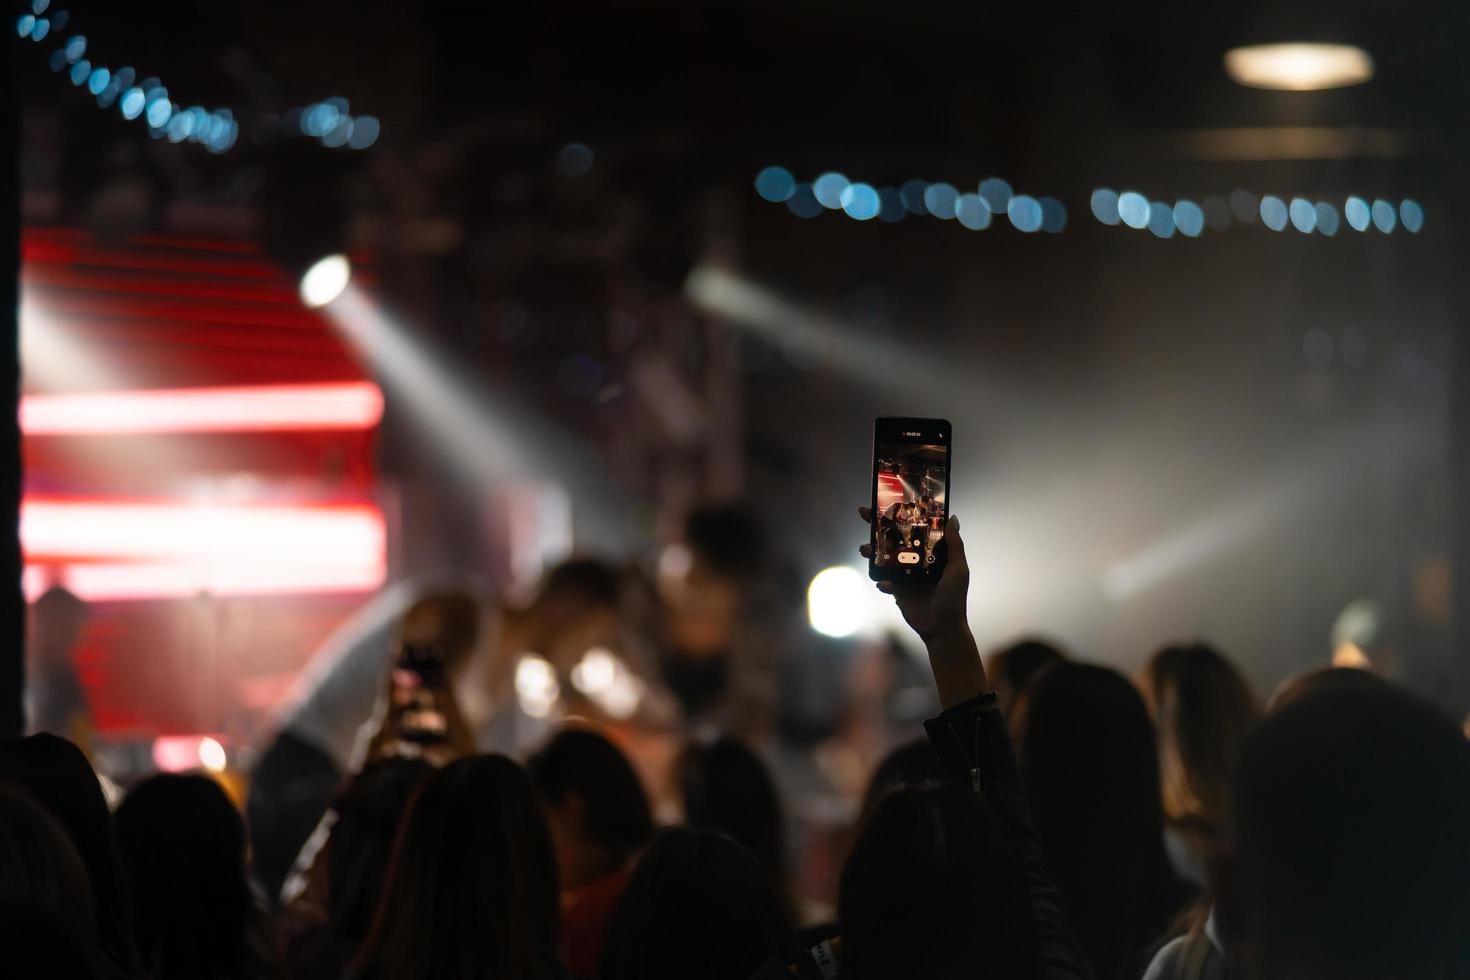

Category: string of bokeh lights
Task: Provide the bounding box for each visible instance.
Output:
[16,0,238,153]
[282,98,380,151]
[15,0,379,154]
[755,167,1067,233]
[1090,188,1423,238]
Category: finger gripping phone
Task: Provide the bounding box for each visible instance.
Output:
[869,417,951,583]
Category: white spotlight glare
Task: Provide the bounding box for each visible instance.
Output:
[515,655,561,719]
[197,736,227,773]
[807,566,869,638]
[1223,43,1374,91]
[571,647,617,694]
[300,254,351,308]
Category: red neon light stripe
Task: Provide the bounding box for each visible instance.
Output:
[24,557,386,602]
[21,382,383,435]
[21,497,386,562]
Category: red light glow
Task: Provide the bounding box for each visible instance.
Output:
[21,381,384,436]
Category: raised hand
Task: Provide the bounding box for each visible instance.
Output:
[859,506,987,707]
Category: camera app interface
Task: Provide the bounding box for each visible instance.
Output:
[873,440,948,570]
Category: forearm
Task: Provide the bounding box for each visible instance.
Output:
[922,625,989,709]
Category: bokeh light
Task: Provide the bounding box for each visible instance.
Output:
[923,182,959,220]
[1091,189,1121,226]
[1008,195,1043,233]
[198,737,227,773]
[556,142,594,177]
[144,96,172,129]
[1259,195,1289,231]
[1118,192,1150,229]
[1289,198,1317,234]
[322,117,354,149]
[515,656,561,719]
[86,66,109,95]
[807,566,869,638]
[16,13,34,37]
[786,184,823,219]
[68,59,90,86]
[347,115,380,150]
[1230,189,1259,224]
[1400,199,1424,233]
[813,172,851,210]
[63,34,84,61]
[899,179,929,215]
[1315,202,1340,236]
[1371,199,1396,233]
[1147,201,1176,238]
[840,183,881,220]
[755,166,797,203]
[119,87,145,119]
[1039,197,1067,234]
[955,193,991,230]
[1173,200,1204,238]
[1345,197,1371,231]
[979,177,1013,214]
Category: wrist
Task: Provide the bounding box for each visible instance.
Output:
[920,621,974,650]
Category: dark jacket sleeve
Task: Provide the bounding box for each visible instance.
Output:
[924,695,1095,980]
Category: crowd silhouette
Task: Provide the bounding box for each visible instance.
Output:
[6,510,1470,980]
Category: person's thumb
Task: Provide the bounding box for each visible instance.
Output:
[944,514,966,565]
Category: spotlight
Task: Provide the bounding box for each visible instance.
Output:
[1223,43,1373,91]
[807,566,868,638]
[299,254,351,308]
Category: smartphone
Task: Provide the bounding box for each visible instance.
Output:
[869,417,952,583]
[392,643,450,745]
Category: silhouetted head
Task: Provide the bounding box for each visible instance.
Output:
[859,737,944,820]
[0,734,138,975]
[1139,643,1259,836]
[0,783,100,980]
[985,638,1066,713]
[29,586,89,665]
[525,559,625,670]
[528,727,653,890]
[0,782,94,923]
[600,828,797,980]
[1218,674,1470,980]
[840,782,1036,980]
[1266,664,1380,713]
[1012,662,1190,980]
[115,774,266,980]
[360,755,560,980]
[676,735,786,896]
[325,758,433,942]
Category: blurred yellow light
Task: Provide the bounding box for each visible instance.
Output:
[1224,43,1373,91]
[1332,641,1372,670]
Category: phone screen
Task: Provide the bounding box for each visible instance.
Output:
[392,643,451,746]
[870,417,951,582]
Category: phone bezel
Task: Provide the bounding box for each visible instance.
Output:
[869,416,952,583]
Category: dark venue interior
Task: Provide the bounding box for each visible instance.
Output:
[3,2,1470,980]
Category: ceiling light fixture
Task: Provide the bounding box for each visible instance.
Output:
[1224,43,1374,91]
